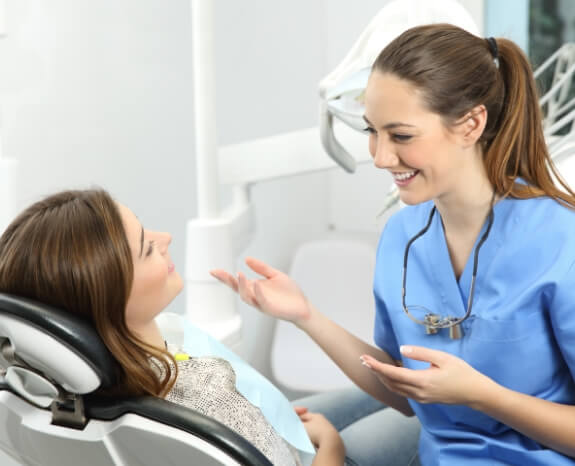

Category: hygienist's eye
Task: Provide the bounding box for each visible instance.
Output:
[363,126,376,134]
[393,134,412,142]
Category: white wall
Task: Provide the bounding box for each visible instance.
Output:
[1,0,198,315]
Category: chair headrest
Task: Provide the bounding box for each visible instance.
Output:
[0,293,118,397]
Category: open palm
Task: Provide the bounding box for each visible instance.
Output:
[210,257,311,323]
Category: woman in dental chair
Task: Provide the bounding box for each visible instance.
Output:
[0,189,345,466]
[212,24,575,466]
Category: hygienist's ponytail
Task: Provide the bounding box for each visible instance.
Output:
[485,37,575,206]
[372,23,575,208]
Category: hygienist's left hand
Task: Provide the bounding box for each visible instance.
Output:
[360,345,494,407]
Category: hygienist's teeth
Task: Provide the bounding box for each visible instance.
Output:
[394,171,416,180]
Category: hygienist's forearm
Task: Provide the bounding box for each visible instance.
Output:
[297,304,414,416]
[473,381,575,458]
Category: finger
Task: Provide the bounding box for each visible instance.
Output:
[386,381,433,403]
[237,272,257,306]
[385,382,417,399]
[293,406,308,415]
[359,358,423,398]
[252,280,269,308]
[245,257,281,279]
[361,354,423,386]
[360,355,404,383]
[299,412,312,422]
[360,354,402,372]
[363,365,406,393]
[210,270,239,292]
[400,345,448,366]
[367,370,420,400]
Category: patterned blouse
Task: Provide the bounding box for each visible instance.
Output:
[165,356,302,466]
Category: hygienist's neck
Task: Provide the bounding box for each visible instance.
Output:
[434,160,494,235]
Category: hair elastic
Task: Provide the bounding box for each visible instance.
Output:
[486,37,500,69]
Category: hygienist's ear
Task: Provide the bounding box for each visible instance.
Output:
[455,105,487,148]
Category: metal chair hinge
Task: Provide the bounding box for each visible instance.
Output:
[51,393,87,429]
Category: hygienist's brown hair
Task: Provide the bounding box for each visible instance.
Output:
[373,23,575,207]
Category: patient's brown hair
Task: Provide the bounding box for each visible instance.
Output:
[0,189,176,397]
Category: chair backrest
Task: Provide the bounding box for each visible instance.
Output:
[0,293,272,466]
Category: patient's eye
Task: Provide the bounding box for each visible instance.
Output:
[146,241,155,257]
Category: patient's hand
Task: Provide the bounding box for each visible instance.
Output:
[210,257,311,325]
[295,407,345,465]
[298,411,341,449]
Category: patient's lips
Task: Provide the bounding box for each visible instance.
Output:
[168,262,175,273]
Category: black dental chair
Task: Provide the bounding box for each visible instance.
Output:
[0,293,272,466]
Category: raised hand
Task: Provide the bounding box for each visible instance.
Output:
[210,257,312,324]
[360,345,495,407]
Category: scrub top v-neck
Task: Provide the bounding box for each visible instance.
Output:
[373,195,575,465]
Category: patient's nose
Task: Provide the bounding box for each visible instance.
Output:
[153,231,172,253]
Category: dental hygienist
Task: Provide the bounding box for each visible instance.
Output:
[212,24,575,465]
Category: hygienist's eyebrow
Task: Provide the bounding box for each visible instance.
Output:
[139,226,144,258]
[362,115,415,130]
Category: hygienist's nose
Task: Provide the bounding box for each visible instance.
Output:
[371,136,399,169]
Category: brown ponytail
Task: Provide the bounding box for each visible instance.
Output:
[372,23,575,208]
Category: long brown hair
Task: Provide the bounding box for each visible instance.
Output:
[372,23,575,207]
[0,189,176,397]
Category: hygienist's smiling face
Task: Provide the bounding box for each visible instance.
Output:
[363,71,471,205]
[117,203,183,332]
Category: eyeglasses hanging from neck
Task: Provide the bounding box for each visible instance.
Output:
[401,197,495,339]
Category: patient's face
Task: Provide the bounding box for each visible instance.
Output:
[117,203,183,335]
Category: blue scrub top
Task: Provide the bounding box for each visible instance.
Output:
[374,195,575,465]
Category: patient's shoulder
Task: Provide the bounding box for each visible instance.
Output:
[175,356,237,390]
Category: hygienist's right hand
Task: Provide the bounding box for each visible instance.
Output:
[210,257,311,325]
